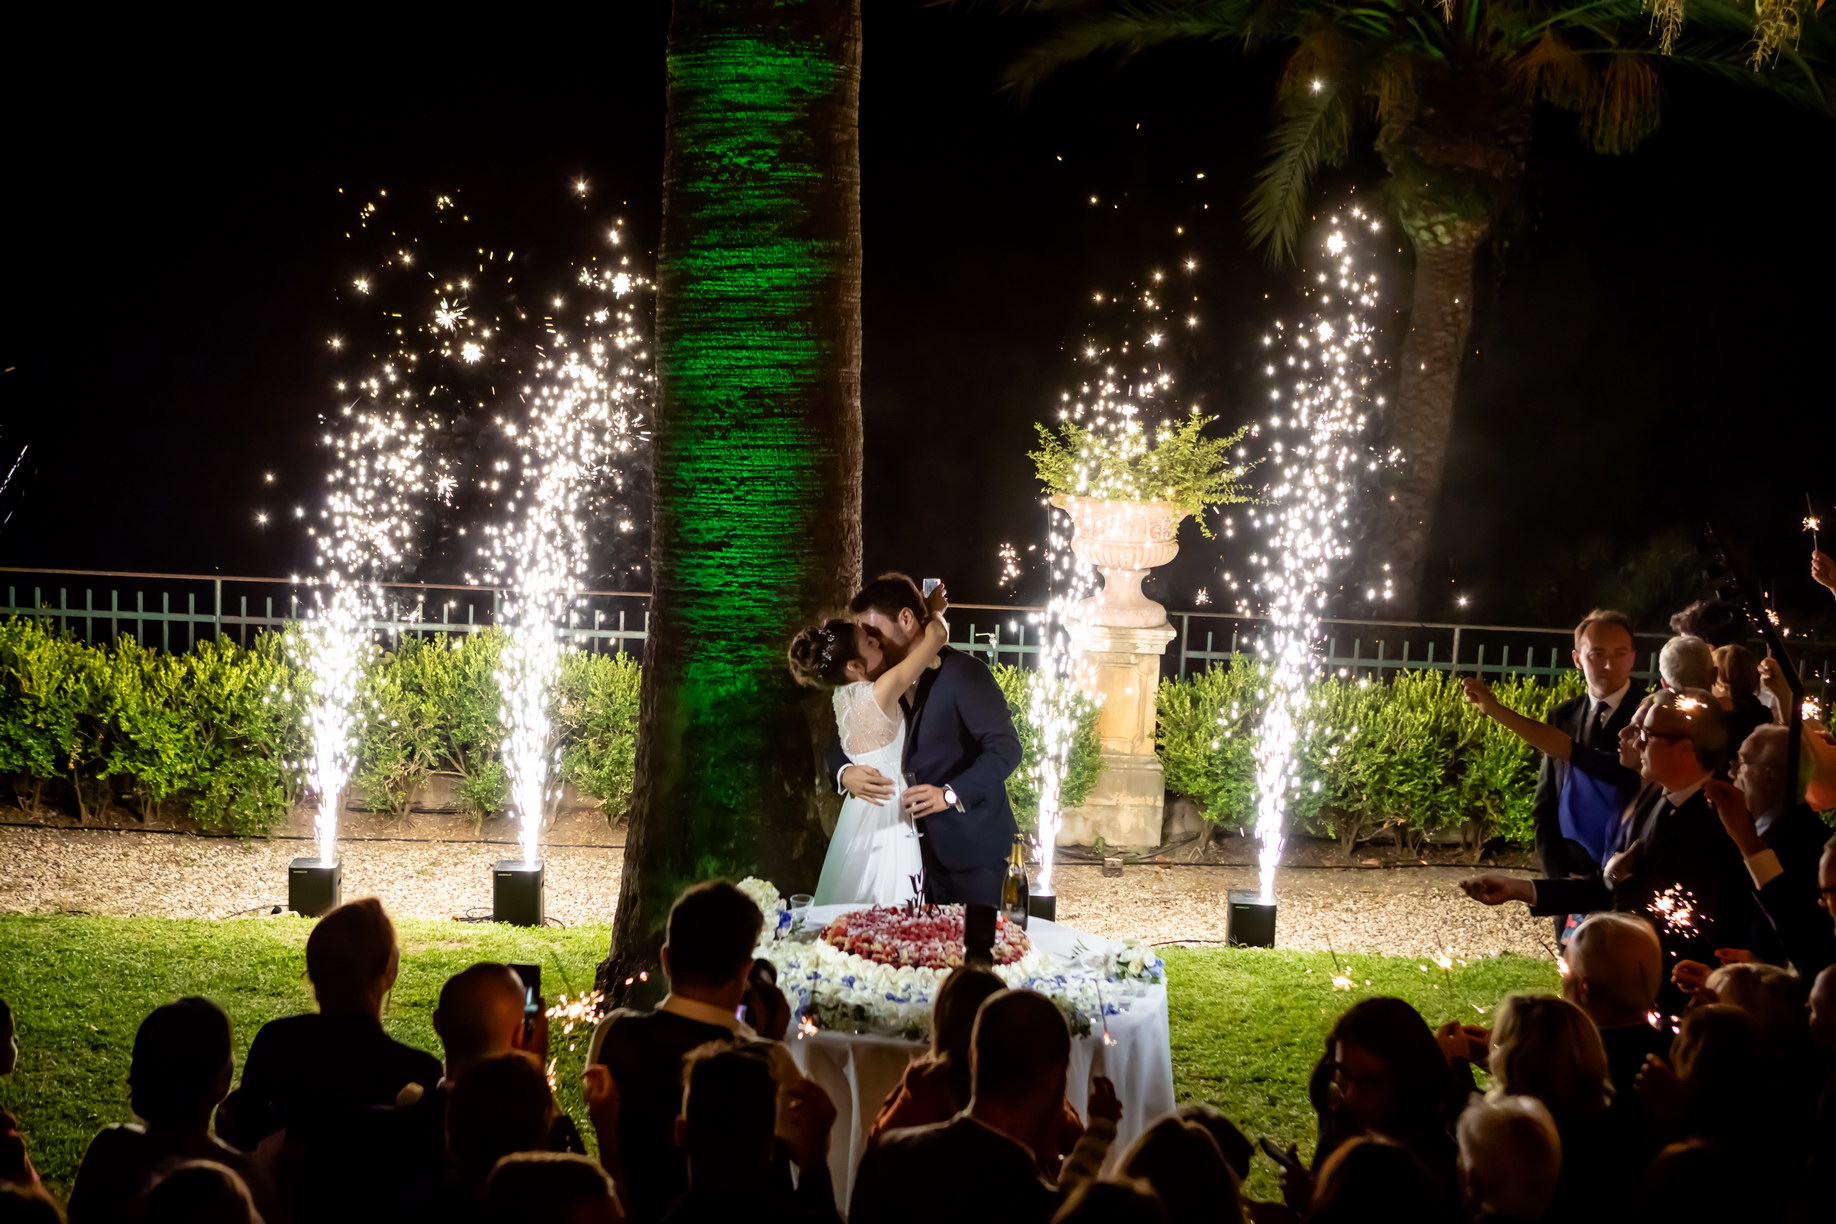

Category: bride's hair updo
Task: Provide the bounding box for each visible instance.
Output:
[787,617,861,688]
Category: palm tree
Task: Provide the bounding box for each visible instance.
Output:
[605,0,863,994]
[991,0,1830,610]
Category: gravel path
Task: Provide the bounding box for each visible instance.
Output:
[0,827,1549,959]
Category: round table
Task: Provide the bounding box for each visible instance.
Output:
[781,905,1175,1208]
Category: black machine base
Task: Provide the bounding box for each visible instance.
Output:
[288,857,342,918]
[493,859,545,927]
[1227,888,1277,948]
[1027,887,1057,923]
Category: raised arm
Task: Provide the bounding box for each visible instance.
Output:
[1462,677,1575,761]
[870,584,950,717]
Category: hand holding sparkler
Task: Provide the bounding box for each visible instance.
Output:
[1433,1020,1491,1069]
[1814,549,1836,597]
[1671,959,1714,997]
[1460,675,1500,714]
[1458,874,1535,907]
[1086,1075,1123,1124]
[1757,657,1794,722]
[1702,778,1766,857]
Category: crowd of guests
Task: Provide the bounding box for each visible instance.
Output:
[2,557,1833,1223]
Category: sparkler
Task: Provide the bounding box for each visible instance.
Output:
[481,262,651,864]
[1808,493,1822,552]
[1246,209,1385,903]
[1647,884,1699,943]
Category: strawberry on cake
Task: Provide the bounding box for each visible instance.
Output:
[820,904,1030,970]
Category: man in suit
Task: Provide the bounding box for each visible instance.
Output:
[1461,690,1756,1010]
[825,574,1022,907]
[849,989,1068,1224]
[1463,610,1644,937]
[1693,725,1836,979]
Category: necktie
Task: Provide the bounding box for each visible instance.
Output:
[1592,700,1612,743]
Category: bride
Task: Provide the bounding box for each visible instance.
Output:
[787,582,951,906]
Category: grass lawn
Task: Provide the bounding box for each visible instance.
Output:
[0,915,1558,1202]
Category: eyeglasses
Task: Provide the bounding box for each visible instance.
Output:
[1634,727,1691,746]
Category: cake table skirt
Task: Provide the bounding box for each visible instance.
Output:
[784,904,1176,1208]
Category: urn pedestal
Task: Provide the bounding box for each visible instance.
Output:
[1051,496,1182,851]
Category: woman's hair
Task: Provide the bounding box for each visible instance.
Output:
[1672,1003,1774,1142]
[787,616,863,688]
[1311,997,1453,1133]
[1711,643,1760,699]
[928,966,1005,1105]
[1049,1179,1167,1224]
[1487,993,1613,1120]
[1118,1118,1242,1223]
[305,897,398,1012]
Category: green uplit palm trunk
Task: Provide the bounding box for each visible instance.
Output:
[606,0,862,990]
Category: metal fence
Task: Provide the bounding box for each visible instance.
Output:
[2,567,1829,692]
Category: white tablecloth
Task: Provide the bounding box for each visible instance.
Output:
[783,905,1175,1207]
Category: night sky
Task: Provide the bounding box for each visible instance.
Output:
[3,2,1832,635]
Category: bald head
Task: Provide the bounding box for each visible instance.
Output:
[436,963,528,1073]
[1734,725,1790,817]
[1565,912,1663,1027]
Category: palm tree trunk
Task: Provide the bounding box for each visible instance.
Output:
[604,0,863,995]
[1368,215,1487,613]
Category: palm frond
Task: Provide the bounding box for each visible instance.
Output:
[1582,52,1662,150]
[1247,84,1356,261]
[999,0,1274,98]
[1512,28,1596,110]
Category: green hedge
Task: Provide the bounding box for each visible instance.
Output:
[0,620,639,836]
[1158,660,1583,848]
[1,618,1588,848]
[991,663,1104,832]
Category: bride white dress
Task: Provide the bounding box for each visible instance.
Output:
[813,681,924,906]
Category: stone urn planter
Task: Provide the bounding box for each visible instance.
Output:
[1050,495,1185,850]
[1051,495,1184,628]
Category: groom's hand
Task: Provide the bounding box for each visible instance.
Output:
[903,785,949,819]
[842,765,895,804]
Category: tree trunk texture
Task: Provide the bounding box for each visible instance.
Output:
[604,0,863,996]
[1367,214,1486,613]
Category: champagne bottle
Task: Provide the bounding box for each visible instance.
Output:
[1001,835,1030,930]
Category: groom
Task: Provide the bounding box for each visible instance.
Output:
[824,573,1022,907]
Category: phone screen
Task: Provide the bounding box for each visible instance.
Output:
[508,963,541,1023]
[922,578,941,596]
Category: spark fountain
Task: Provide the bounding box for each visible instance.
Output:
[482,262,650,924]
[1231,208,1386,946]
[293,407,443,915]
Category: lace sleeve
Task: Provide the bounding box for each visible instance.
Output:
[833,682,900,756]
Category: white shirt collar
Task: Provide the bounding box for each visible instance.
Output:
[1593,682,1631,717]
[1662,773,1712,809]
[659,993,755,1037]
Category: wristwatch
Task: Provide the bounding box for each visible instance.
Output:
[942,785,962,811]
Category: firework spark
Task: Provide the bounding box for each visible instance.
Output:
[1647,884,1699,937]
[481,262,651,863]
[1247,209,1385,903]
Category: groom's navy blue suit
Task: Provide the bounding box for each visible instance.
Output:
[825,647,1022,907]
